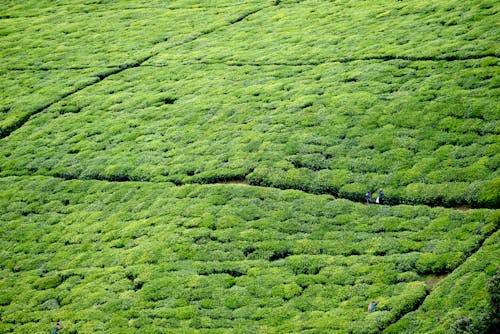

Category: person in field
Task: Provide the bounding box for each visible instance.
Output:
[368,300,376,312]
[365,191,372,204]
[53,320,62,334]
[376,188,384,204]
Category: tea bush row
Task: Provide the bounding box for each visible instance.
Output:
[0,0,265,136]
[1,58,498,207]
[1,1,498,208]
[0,1,498,332]
[0,68,101,137]
[385,231,499,333]
[0,176,497,332]
[151,0,499,65]
[0,1,264,69]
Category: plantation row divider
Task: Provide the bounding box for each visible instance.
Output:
[0,4,270,140]
[381,224,499,331]
[148,53,499,68]
[0,1,271,20]
[0,172,483,211]
[4,52,498,72]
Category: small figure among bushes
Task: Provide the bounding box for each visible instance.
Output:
[53,320,62,334]
[376,188,384,204]
[365,191,372,204]
[368,300,377,312]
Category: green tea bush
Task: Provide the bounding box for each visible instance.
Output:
[486,272,500,333]
[477,178,500,209]
[2,57,497,207]
[386,282,428,319]
[415,252,466,275]
[33,274,62,290]
[387,231,499,332]
[1,0,499,332]
[285,255,327,275]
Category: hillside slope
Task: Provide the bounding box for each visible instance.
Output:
[0,176,498,333]
[0,0,498,333]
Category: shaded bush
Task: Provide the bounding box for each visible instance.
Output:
[33,275,61,290]
[451,316,474,334]
[478,178,500,209]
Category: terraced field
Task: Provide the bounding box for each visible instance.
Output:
[0,1,498,333]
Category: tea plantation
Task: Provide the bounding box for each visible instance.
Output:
[0,0,499,333]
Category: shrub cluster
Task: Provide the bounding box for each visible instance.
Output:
[0,176,497,332]
[0,0,498,332]
[1,58,497,208]
[385,231,500,333]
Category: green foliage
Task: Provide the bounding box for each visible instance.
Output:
[0,0,498,332]
[33,274,62,290]
[0,176,498,332]
[0,1,498,207]
[486,272,500,333]
[478,178,500,208]
[386,231,500,333]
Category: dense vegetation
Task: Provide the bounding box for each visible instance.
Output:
[0,176,498,333]
[0,0,498,333]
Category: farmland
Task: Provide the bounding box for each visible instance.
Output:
[0,0,499,333]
